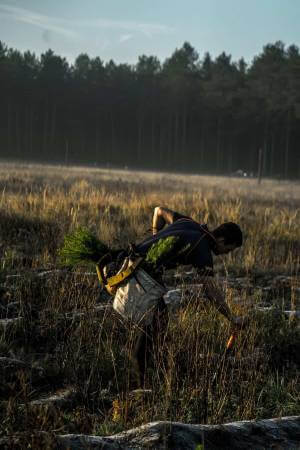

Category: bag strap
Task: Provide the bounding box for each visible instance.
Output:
[96,255,144,295]
[106,257,144,288]
[156,225,216,270]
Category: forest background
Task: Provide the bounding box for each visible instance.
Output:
[0,40,300,178]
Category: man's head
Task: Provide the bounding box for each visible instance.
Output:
[211,222,243,255]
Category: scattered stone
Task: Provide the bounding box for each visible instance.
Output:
[0,304,7,316]
[5,274,22,280]
[37,269,83,278]
[0,317,23,333]
[174,270,194,277]
[4,269,98,283]
[255,302,272,308]
[6,301,21,311]
[174,271,195,282]
[163,287,207,314]
[38,305,112,326]
[0,357,44,382]
[129,389,152,398]
[30,388,77,407]
[255,306,300,318]
[63,304,112,322]
[235,277,250,283]
[283,310,300,319]
[163,289,182,314]
[0,301,22,318]
[178,283,204,292]
[0,286,13,302]
[0,356,28,370]
[230,297,254,306]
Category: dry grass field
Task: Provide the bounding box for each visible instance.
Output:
[0,161,299,447]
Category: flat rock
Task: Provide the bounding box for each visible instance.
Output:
[30,388,77,407]
[55,416,300,449]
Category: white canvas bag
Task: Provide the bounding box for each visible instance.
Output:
[113,258,166,325]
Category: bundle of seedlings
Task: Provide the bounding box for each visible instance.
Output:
[59,227,110,267]
[60,229,184,268]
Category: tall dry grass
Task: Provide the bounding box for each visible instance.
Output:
[0,161,299,439]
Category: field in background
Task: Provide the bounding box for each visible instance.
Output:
[0,162,299,445]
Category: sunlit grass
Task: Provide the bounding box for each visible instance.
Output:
[0,161,299,438]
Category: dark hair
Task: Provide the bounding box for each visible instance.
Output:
[212,222,243,247]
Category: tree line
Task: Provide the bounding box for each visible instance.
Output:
[0,40,299,178]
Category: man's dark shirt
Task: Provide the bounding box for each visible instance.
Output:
[135,216,214,277]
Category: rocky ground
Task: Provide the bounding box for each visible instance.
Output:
[0,267,299,448]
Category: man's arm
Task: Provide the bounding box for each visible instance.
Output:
[197,275,246,328]
[152,206,188,235]
[202,277,234,322]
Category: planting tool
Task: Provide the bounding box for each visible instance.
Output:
[225,331,237,353]
[211,330,238,388]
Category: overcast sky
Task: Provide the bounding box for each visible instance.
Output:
[0,0,299,64]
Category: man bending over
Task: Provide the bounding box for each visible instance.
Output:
[117,206,245,385]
